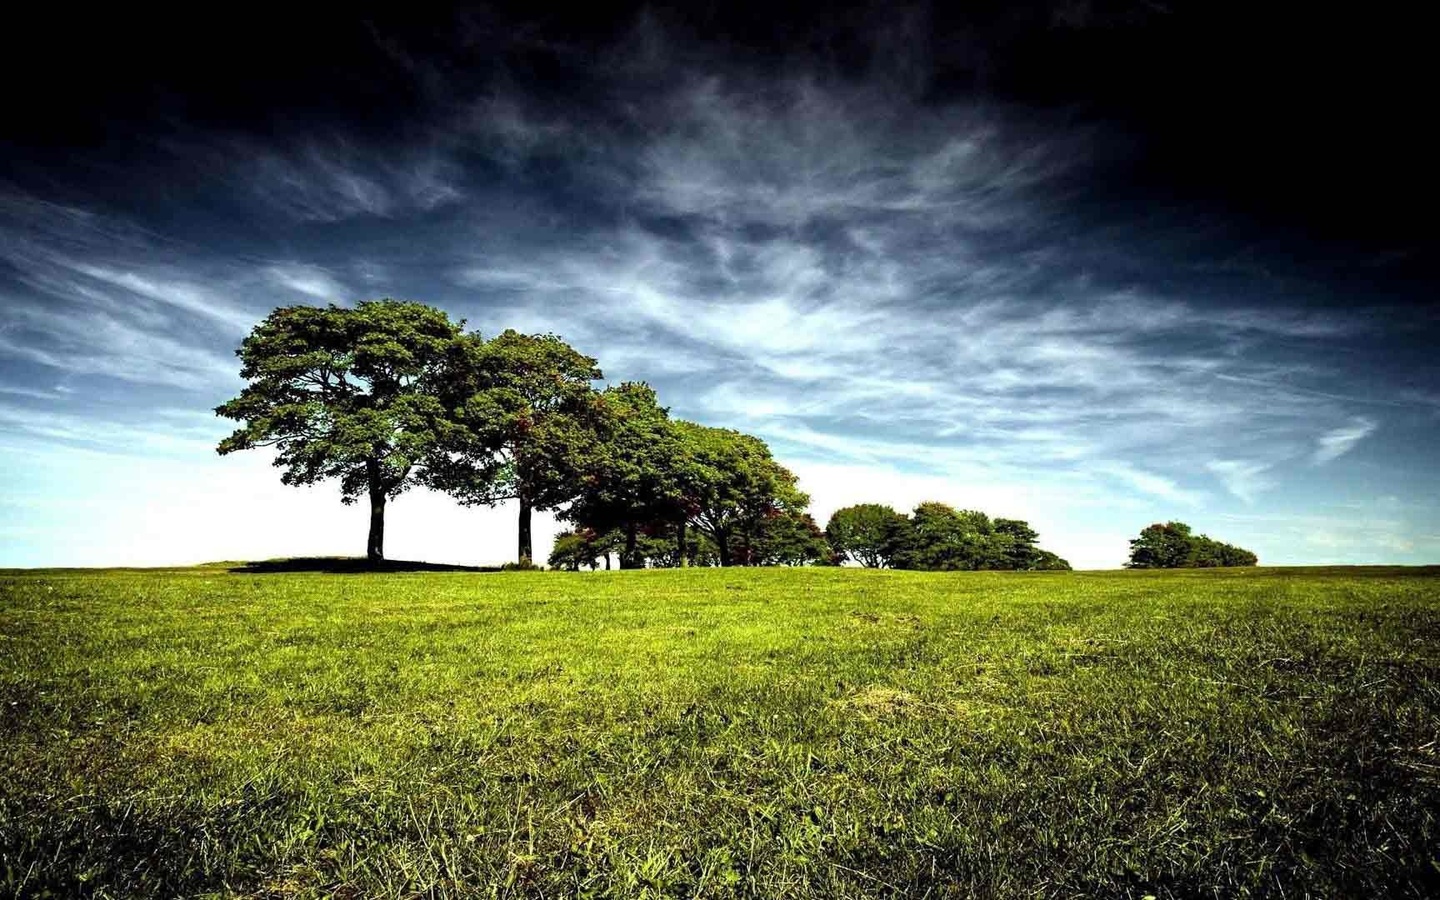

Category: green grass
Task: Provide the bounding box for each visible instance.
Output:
[2,566,1438,898]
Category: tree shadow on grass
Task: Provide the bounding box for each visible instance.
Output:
[228,557,499,574]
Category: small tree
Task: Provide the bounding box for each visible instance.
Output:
[890,503,997,571]
[885,503,1068,571]
[825,503,908,567]
[548,528,617,571]
[215,301,463,562]
[993,518,1041,570]
[1189,535,1259,568]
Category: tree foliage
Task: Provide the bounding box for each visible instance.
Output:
[675,422,809,567]
[748,510,835,566]
[825,504,908,567]
[1126,522,1257,568]
[425,330,603,564]
[547,528,618,571]
[214,301,463,561]
[884,503,1069,571]
[561,383,693,568]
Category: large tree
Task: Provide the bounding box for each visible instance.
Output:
[675,422,808,567]
[215,301,463,562]
[825,503,908,567]
[426,329,603,565]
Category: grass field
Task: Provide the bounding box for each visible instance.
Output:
[3,565,1439,898]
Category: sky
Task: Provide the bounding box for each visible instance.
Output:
[1,2,1437,569]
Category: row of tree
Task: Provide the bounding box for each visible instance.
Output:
[216,302,1253,572]
[1125,522,1258,568]
[216,301,814,566]
[551,500,1074,572]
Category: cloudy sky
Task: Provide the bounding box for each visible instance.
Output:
[2,3,1436,568]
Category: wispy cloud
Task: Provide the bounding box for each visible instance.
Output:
[1206,459,1274,504]
[438,69,1382,520]
[1093,462,1204,507]
[238,140,464,222]
[0,303,237,389]
[1314,417,1378,464]
[0,192,298,390]
[58,261,258,332]
[0,403,225,457]
[265,264,351,302]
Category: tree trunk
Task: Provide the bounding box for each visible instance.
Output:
[677,519,689,568]
[716,529,731,567]
[742,531,752,567]
[366,460,386,563]
[621,523,639,569]
[604,553,611,570]
[517,495,533,565]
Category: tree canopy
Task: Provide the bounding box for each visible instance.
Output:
[749,510,834,567]
[883,503,1070,572]
[825,504,908,568]
[676,422,809,567]
[561,383,692,568]
[214,301,463,561]
[424,329,604,564]
[1127,522,1257,568]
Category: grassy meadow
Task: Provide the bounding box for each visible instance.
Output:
[2,565,1438,898]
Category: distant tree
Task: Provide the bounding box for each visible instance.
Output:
[675,422,809,567]
[1127,522,1257,568]
[825,503,908,567]
[1188,534,1260,568]
[426,330,603,565]
[548,530,595,571]
[633,524,700,568]
[215,301,463,562]
[885,503,1069,572]
[1219,544,1258,567]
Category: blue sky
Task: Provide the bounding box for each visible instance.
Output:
[1,6,1437,568]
